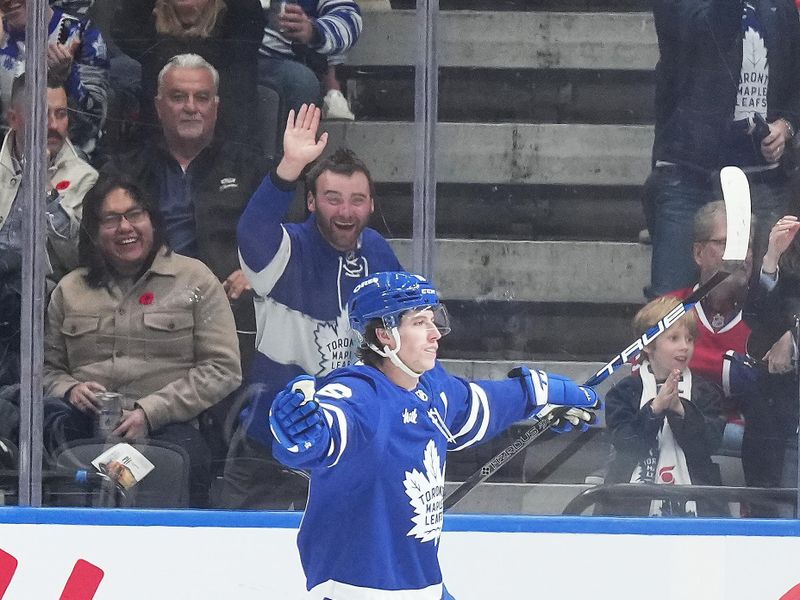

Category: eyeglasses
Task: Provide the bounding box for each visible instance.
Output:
[99,208,148,229]
[702,238,726,247]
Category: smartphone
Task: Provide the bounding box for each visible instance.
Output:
[753,112,771,143]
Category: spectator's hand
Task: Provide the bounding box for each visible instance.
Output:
[764,330,795,374]
[651,368,681,416]
[669,388,685,417]
[763,216,800,273]
[278,4,316,45]
[761,119,792,163]
[223,269,252,300]
[112,408,150,441]
[276,104,329,181]
[47,41,78,85]
[67,381,106,415]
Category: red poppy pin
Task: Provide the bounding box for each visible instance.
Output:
[55,180,71,191]
[139,292,154,305]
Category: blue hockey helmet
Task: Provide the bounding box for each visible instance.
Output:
[348,271,450,337]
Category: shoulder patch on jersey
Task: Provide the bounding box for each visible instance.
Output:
[402,407,418,424]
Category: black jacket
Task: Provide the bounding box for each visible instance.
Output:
[651,0,800,172]
[600,371,726,516]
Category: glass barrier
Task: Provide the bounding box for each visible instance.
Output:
[0,0,418,511]
[430,2,800,520]
[8,0,800,520]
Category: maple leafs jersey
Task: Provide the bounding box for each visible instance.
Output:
[237,172,401,420]
[274,362,539,599]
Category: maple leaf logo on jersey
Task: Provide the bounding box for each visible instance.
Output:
[313,312,356,376]
[742,26,767,72]
[734,3,769,122]
[404,440,445,544]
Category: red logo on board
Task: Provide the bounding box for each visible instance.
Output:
[0,549,103,599]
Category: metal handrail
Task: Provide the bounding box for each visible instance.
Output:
[562,483,797,516]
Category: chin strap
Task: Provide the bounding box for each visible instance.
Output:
[367,327,424,379]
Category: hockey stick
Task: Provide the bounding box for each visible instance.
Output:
[443,166,751,512]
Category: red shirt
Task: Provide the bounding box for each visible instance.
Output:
[672,286,751,393]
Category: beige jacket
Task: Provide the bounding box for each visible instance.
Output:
[43,248,242,431]
[0,131,97,278]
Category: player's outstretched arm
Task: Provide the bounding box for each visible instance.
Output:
[270,375,331,462]
[509,366,601,433]
[275,104,330,182]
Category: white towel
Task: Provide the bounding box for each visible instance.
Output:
[630,361,696,516]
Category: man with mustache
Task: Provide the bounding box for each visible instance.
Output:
[102,53,268,371]
[0,74,97,283]
[0,74,96,443]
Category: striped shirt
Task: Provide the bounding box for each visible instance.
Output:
[260,0,362,63]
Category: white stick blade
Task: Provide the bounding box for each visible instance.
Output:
[719,166,752,262]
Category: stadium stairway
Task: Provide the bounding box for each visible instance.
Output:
[292,3,670,511]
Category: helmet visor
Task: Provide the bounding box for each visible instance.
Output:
[398,304,451,337]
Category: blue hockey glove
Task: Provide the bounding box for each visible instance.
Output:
[269,375,326,453]
[509,365,548,407]
[547,372,599,407]
[510,366,599,408]
[509,367,601,433]
[545,373,600,433]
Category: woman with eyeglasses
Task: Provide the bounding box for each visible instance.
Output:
[42,175,241,507]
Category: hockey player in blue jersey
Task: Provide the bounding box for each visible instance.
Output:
[267,271,601,599]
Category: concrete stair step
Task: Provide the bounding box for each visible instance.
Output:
[346,67,655,125]
[324,121,653,186]
[350,11,656,70]
[439,299,639,362]
[372,183,646,241]
[441,358,622,387]
[441,482,594,515]
[392,0,650,11]
[388,239,650,304]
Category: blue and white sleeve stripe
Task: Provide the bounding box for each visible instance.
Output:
[319,402,349,467]
[315,0,363,55]
[260,0,361,58]
[448,383,492,451]
[238,225,291,297]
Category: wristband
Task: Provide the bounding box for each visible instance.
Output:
[779,117,795,140]
[761,264,779,279]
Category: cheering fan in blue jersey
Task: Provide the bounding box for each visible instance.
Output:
[265,271,601,599]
